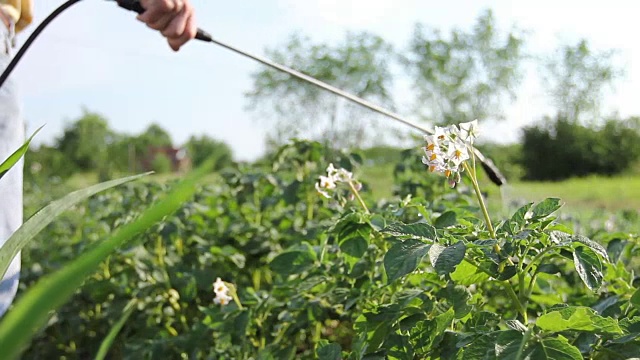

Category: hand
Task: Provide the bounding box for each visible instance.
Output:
[136,0,197,51]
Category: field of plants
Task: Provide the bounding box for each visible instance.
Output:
[3,129,640,359]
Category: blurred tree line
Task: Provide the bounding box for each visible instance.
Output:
[25,108,234,182]
[246,9,640,182]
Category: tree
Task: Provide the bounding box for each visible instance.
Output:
[541,39,623,124]
[185,135,234,170]
[135,123,173,150]
[56,109,115,171]
[245,31,396,150]
[402,9,526,126]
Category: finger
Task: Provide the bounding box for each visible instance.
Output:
[168,13,197,51]
[146,13,173,31]
[161,4,189,38]
[137,0,183,26]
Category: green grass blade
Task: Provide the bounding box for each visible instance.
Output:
[0,172,152,280]
[0,125,43,180]
[94,298,138,360]
[0,159,212,360]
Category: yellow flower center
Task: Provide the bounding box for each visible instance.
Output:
[429,153,438,161]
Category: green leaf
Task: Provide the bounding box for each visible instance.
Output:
[450,259,489,285]
[505,320,528,333]
[0,172,152,280]
[494,330,526,360]
[573,246,604,291]
[95,298,138,360]
[607,238,627,263]
[596,342,640,359]
[270,243,316,276]
[445,285,472,319]
[631,288,640,310]
[434,211,457,229]
[383,239,430,283]
[316,341,342,360]
[530,198,562,220]
[0,125,42,181]
[0,158,215,360]
[524,337,583,360]
[461,332,497,358]
[537,263,561,275]
[510,202,533,233]
[428,242,466,275]
[381,222,437,242]
[536,306,623,335]
[340,236,368,259]
[411,308,455,354]
[571,235,609,262]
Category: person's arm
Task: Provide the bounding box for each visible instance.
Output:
[136,0,197,51]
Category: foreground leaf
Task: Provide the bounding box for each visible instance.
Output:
[0,172,151,280]
[0,125,42,181]
[572,235,609,262]
[434,211,457,229]
[384,239,430,283]
[316,340,342,360]
[381,222,437,242]
[524,338,583,360]
[450,260,489,285]
[428,242,466,275]
[509,202,533,233]
[95,298,138,360]
[270,243,317,276]
[0,159,214,360]
[573,246,604,291]
[536,306,623,335]
[494,330,526,360]
[530,198,562,220]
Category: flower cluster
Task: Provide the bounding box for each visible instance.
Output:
[213,277,233,306]
[422,120,479,187]
[315,163,362,200]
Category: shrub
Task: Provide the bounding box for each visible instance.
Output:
[521,115,640,180]
[151,153,173,174]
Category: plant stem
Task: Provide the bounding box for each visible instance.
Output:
[523,246,557,276]
[348,181,370,214]
[463,162,514,266]
[506,283,528,323]
[516,325,533,358]
[463,162,495,239]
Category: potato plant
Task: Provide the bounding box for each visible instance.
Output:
[8,131,640,359]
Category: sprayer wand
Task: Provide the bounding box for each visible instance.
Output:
[0,0,506,185]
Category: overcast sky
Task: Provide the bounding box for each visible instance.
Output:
[10,0,640,160]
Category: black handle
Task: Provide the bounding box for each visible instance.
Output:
[116,0,212,42]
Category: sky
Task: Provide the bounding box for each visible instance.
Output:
[9,0,640,161]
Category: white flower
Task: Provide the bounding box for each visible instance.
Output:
[316,163,359,199]
[318,175,336,189]
[213,277,228,295]
[458,120,479,143]
[214,293,233,306]
[421,120,481,186]
[447,140,470,166]
[434,126,452,144]
[213,277,233,306]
